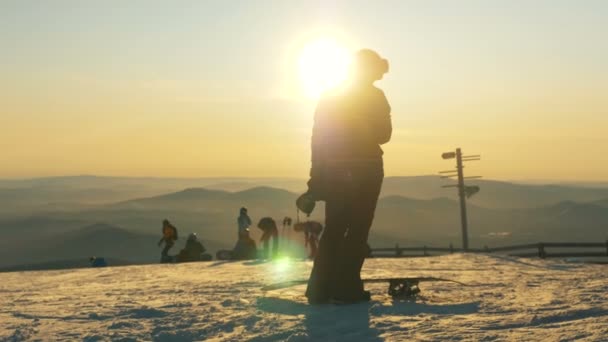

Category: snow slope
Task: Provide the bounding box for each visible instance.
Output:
[1,254,607,341]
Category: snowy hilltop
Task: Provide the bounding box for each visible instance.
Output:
[1,254,607,341]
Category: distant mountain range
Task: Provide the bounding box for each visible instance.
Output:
[0,175,607,270]
[3,175,608,214]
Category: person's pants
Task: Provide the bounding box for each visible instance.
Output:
[263,229,279,259]
[305,163,383,301]
[162,240,174,257]
[308,236,318,259]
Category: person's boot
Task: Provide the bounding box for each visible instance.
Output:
[305,255,333,305]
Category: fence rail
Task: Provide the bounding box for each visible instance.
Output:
[370,241,608,259]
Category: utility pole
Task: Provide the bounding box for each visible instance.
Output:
[440,148,481,251]
[455,148,468,251]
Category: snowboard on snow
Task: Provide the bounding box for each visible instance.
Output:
[262,277,467,298]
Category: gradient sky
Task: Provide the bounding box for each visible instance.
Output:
[1,0,607,181]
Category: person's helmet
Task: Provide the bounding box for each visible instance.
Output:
[352,49,389,81]
[188,233,197,241]
[240,207,248,214]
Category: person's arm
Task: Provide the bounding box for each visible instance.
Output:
[308,97,330,198]
[371,89,392,145]
[310,98,327,171]
[157,237,164,246]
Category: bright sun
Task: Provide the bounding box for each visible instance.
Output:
[297,38,351,99]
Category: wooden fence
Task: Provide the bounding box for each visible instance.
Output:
[370,241,608,259]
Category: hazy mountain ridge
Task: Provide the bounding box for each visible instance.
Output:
[1,176,607,269]
[4,175,608,211]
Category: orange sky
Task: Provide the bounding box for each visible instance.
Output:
[1,1,607,181]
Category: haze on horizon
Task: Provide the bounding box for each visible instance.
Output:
[1,1,607,182]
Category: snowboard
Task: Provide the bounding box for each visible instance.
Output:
[262,277,467,298]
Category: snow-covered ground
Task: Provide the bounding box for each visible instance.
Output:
[1,254,607,341]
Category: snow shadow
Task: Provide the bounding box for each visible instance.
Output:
[376,300,480,316]
[257,297,479,317]
[256,297,479,341]
[486,254,583,271]
[243,260,271,266]
[256,297,383,341]
[207,260,234,267]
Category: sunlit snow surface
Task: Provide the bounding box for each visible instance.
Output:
[1,254,607,341]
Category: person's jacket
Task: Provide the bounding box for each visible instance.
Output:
[238,214,252,234]
[311,84,392,168]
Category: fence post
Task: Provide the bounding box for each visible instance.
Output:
[538,243,546,258]
[395,243,402,257]
[484,245,490,253]
[423,245,428,256]
[449,243,454,254]
[606,240,608,256]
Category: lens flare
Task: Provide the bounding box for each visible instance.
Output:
[272,256,293,274]
[297,37,352,99]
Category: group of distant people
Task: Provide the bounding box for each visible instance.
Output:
[237,208,284,259]
[231,207,324,260]
[156,207,323,263]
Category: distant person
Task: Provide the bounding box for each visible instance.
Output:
[258,217,279,259]
[302,49,392,304]
[232,228,257,260]
[177,233,207,262]
[237,207,252,239]
[89,256,107,267]
[294,221,323,259]
[158,219,178,263]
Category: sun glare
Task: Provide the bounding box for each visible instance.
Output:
[297,38,351,99]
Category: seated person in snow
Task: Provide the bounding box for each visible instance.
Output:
[257,217,279,259]
[158,219,178,262]
[232,228,257,260]
[177,233,206,262]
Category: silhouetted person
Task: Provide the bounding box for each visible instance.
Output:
[258,217,279,259]
[177,233,206,262]
[232,228,257,260]
[303,49,391,304]
[237,207,252,239]
[158,219,178,263]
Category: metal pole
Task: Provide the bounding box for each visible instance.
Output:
[456,148,469,251]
